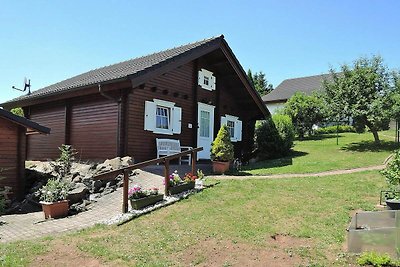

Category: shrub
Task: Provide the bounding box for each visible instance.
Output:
[255,114,294,160]
[38,179,71,203]
[211,125,234,162]
[314,125,355,135]
[357,251,399,267]
[51,144,77,178]
[381,149,400,193]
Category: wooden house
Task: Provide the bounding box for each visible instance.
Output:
[0,108,50,199]
[2,35,270,162]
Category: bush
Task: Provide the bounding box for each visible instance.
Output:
[357,251,400,267]
[38,179,71,203]
[255,114,295,160]
[211,125,234,162]
[51,144,77,178]
[314,125,355,134]
[381,150,400,192]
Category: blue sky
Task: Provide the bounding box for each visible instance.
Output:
[1,0,399,104]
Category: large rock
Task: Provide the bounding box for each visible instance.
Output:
[67,183,89,204]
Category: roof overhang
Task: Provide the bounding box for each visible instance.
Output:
[0,108,50,134]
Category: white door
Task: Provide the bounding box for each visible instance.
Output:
[197,103,215,159]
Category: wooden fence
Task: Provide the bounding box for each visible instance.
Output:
[92,147,203,212]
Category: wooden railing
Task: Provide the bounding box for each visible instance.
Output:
[92,147,203,213]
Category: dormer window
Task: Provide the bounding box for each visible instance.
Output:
[198,68,216,91]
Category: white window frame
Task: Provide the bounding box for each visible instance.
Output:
[144,99,182,135]
[221,114,242,142]
[198,68,216,91]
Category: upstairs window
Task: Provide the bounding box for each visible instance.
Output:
[221,114,242,142]
[198,68,216,91]
[144,99,182,135]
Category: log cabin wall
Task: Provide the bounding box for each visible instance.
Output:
[127,62,195,162]
[0,118,25,199]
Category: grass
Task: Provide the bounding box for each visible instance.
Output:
[0,170,387,266]
[243,130,398,175]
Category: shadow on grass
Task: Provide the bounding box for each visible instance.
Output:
[243,150,309,171]
[341,140,399,152]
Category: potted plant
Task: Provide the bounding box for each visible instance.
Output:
[167,170,196,195]
[210,125,234,174]
[128,185,164,210]
[380,150,400,210]
[38,178,71,219]
[194,169,205,189]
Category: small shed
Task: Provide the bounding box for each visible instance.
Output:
[0,108,50,200]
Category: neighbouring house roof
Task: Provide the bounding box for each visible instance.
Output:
[0,108,50,134]
[262,73,334,103]
[3,35,269,118]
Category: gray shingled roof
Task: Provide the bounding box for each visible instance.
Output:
[262,73,334,102]
[5,36,223,104]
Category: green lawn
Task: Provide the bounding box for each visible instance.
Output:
[0,171,387,266]
[243,130,398,175]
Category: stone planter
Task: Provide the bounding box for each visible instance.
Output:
[386,199,400,210]
[212,161,230,174]
[168,182,195,195]
[40,200,69,219]
[130,194,164,210]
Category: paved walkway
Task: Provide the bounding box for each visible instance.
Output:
[0,164,209,243]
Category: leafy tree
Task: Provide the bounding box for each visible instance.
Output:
[323,56,395,143]
[247,69,273,96]
[11,107,24,117]
[283,92,326,138]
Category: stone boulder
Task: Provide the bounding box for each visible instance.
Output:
[67,183,89,204]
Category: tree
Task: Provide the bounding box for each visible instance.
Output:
[247,69,273,96]
[323,56,395,143]
[283,92,326,138]
[11,107,24,117]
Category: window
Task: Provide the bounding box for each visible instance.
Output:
[156,106,170,129]
[200,110,210,137]
[227,120,235,138]
[221,114,242,142]
[198,68,216,91]
[144,99,182,135]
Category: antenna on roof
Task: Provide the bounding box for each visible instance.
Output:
[12,77,31,95]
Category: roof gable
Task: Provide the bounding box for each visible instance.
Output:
[0,108,50,134]
[262,73,334,103]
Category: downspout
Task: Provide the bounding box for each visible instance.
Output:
[98,84,123,156]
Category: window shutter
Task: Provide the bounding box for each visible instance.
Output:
[198,70,204,87]
[144,101,156,131]
[172,107,182,134]
[236,120,242,141]
[220,116,227,127]
[210,75,216,90]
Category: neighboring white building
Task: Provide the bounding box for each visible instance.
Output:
[262,73,334,114]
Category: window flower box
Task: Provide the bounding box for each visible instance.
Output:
[130,194,164,210]
[168,182,195,195]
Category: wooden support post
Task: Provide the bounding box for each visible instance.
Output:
[191,151,197,175]
[122,170,129,213]
[164,159,170,196]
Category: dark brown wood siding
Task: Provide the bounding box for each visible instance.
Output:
[127,62,195,162]
[70,95,119,160]
[27,102,65,160]
[0,118,25,199]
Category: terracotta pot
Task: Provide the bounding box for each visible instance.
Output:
[41,200,69,219]
[212,161,230,174]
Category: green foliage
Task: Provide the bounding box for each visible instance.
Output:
[255,114,294,160]
[381,150,400,192]
[51,144,77,178]
[323,55,396,143]
[211,125,234,162]
[284,92,326,138]
[247,69,273,96]
[357,251,400,267]
[10,107,24,117]
[314,125,355,135]
[38,178,71,202]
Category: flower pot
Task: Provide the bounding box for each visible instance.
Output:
[168,182,195,195]
[386,199,400,210]
[212,161,230,174]
[130,194,164,210]
[195,179,204,189]
[40,200,69,219]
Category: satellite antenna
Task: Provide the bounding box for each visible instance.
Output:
[12,77,31,95]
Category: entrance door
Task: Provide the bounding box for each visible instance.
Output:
[197,103,215,159]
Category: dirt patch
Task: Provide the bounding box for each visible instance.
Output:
[176,235,311,267]
[30,241,114,267]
